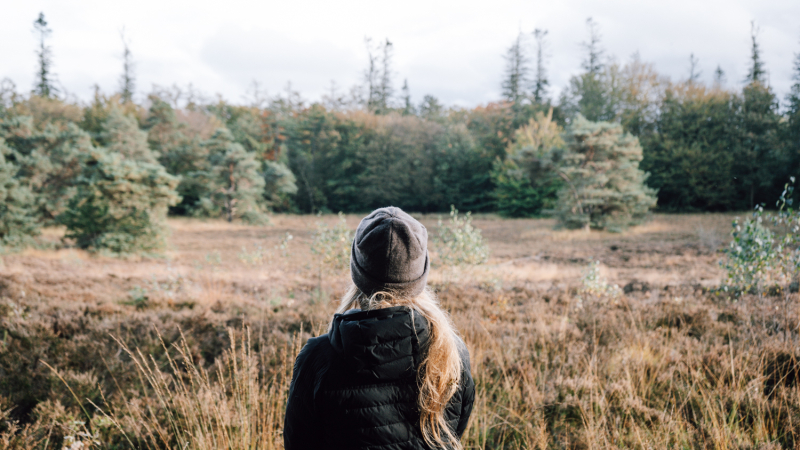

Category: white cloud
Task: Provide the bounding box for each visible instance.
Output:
[1,0,798,106]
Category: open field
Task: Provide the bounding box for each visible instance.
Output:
[1,213,799,449]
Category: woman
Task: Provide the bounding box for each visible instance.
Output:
[284,207,475,450]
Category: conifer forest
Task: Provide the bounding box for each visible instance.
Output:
[2,9,800,450]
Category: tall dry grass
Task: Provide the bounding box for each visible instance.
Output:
[96,328,298,450]
[1,214,798,449]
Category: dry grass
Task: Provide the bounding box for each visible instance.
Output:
[1,213,798,449]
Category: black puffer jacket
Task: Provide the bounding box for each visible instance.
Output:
[284,306,475,450]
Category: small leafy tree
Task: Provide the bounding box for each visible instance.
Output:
[556,115,657,231]
[59,148,179,254]
[723,179,800,295]
[433,206,489,266]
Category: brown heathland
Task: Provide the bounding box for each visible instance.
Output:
[1,213,798,449]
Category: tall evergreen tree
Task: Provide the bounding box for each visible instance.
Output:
[119,28,135,103]
[419,95,444,120]
[363,38,394,114]
[377,39,394,113]
[713,65,726,87]
[734,26,782,207]
[531,29,549,104]
[746,21,766,84]
[501,33,529,106]
[401,79,414,115]
[32,13,57,98]
[786,45,800,185]
[688,53,701,84]
[640,85,742,211]
[556,115,656,231]
[787,44,800,149]
[561,18,611,122]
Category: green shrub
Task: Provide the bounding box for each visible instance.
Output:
[723,179,800,294]
[58,148,179,254]
[433,206,489,266]
[310,212,352,271]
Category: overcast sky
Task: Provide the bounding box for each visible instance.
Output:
[2,0,799,108]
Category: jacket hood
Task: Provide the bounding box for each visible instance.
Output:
[329,305,430,380]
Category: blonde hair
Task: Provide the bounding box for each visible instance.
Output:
[332,285,464,450]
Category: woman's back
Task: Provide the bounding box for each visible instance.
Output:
[284,207,475,450]
[284,306,473,449]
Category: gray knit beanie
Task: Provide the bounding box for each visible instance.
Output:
[350,206,430,297]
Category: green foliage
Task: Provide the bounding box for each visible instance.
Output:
[98,106,156,163]
[0,139,39,248]
[433,206,489,266]
[492,109,564,217]
[59,147,179,254]
[0,116,91,222]
[640,85,743,211]
[556,115,657,231]
[285,108,494,213]
[193,128,267,223]
[723,180,800,295]
[144,96,212,215]
[263,160,297,211]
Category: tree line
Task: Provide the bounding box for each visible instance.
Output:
[1,13,799,251]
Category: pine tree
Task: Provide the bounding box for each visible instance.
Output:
[561,18,611,122]
[786,45,800,184]
[377,39,394,113]
[501,33,529,106]
[746,21,766,84]
[363,37,394,114]
[401,79,415,115]
[734,26,783,207]
[0,139,39,247]
[577,18,607,121]
[263,159,297,211]
[194,128,266,223]
[32,13,57,98]
[419,95,444,120]
[556,115,657,231]
[531,29,549,104]
[59,147,179,254]
[119,28,135,103]
[713,65,726,87]
[688,53,701,84]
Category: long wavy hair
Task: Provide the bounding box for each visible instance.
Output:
[332,284,464,450]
